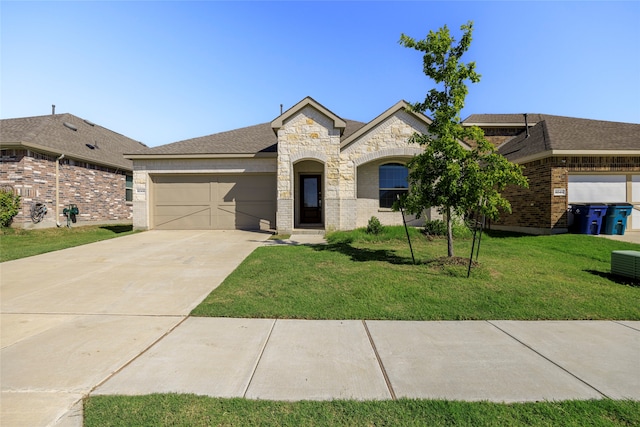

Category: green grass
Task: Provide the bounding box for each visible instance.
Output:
[83,395,640,427]
[191,227,640,320]
[0,224,137,262]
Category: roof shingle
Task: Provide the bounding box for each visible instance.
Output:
[498,114,640,161]
[135,119,367,156]
[1,114,146,170]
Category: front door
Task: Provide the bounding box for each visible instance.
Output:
[300,175,321,224]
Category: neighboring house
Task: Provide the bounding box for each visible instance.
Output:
[0,113,147,228]
[488,114,640,234]
[462,113,543,149]
[126,97,442,233]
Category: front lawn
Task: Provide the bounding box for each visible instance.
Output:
[191,228,640,320]
[84,395,640,427]
[0,224,137,262]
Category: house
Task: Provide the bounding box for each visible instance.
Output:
[0,112,147,228]
[126,97,443,233]
[117,97,640,235]
[487,114,640,234]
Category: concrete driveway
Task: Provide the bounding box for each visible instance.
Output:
[0,230,270,427]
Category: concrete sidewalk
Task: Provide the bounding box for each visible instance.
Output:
[93,318,640,403]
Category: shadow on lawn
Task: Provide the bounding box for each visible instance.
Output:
[99,225,133,234]
[313,242,415,265]
[482,229,530,239]
[585,269,639,287]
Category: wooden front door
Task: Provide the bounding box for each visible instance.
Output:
[300,175,321,224]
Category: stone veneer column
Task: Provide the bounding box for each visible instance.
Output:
[276,106,342,233]
[132,168,149,230]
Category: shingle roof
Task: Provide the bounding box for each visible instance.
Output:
[140,122,277,155]
[462,113,544,125]
[135,119,367,156]
[1,114,146,170]
[498,114,640,162]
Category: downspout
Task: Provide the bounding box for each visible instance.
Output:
[56,154,65,227]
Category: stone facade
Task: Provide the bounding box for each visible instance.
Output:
[274,104,430,233]
[346,111,428,229]
[275,107,342,232]
[493,156,640,234]
[0,149,132,228]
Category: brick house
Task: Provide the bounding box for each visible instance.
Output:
[484,114,640,234]
[127,97,446,233]
[0,113,147,228]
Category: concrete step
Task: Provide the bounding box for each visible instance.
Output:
[291,228,325,235]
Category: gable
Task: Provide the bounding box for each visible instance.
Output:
[340,100,431,152]
[271,96,346,135]
[341,108,427,158]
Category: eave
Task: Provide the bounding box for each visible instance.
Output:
[509,149,640,164]
[125,152,277,160]
[463,122,535,128]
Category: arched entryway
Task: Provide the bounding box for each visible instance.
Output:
[294,160,324,228]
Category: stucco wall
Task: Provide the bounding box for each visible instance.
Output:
[355,159,421,228]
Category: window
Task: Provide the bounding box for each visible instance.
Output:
[126,174,133,202]
[379,163,408,208]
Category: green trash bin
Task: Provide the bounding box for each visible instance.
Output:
[603,203,633,235]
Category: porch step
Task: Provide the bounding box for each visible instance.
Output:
[291,228,325,235]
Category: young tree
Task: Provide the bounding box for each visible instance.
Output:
[399,22,528,257]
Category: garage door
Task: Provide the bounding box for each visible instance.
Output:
[568,175,626,203]
[151,174,276,230]
[569,174,639,230]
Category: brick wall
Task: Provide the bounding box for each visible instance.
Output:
[494,160,555,232]
[494,156,640,234]
[483,127,525,149]
[0,149,132,228]
[463,127,525,150]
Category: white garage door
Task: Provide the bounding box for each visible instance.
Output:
[569,174,639,230]
[568,175,626,203]
[151,174,276,230]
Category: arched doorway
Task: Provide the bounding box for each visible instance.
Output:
[294,160,324,228]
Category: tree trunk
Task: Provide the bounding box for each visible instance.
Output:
[446,206,454,257]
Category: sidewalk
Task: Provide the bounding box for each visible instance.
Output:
[92,318,640,403]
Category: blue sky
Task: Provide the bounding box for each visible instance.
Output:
[2,1,639,147]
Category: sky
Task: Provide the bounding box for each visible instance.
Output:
[2,1,639,147]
